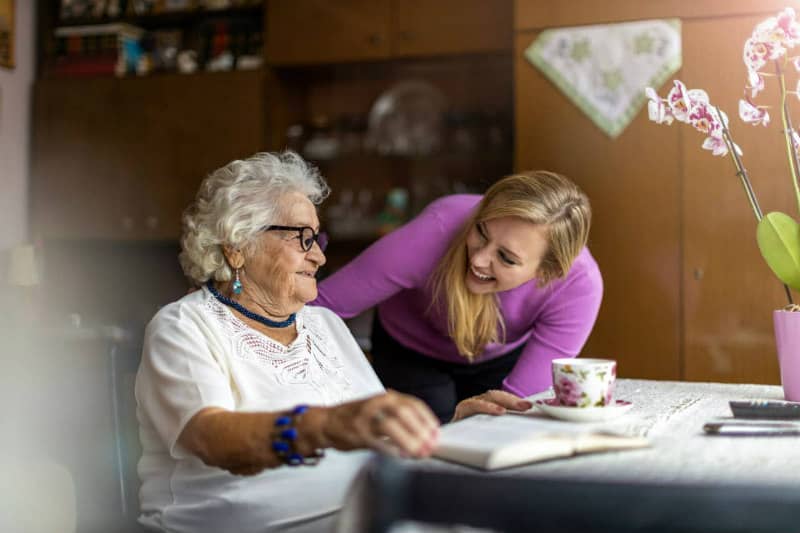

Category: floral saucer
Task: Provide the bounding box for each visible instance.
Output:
[535,398,633,423]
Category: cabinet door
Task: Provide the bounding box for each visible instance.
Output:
[266,0,391,65]
[514,31,682,381]
[31,77,132,240]
[392,0,512,57]
[116,71,267,240]
[681,15,787,385]
[31,71,266,240]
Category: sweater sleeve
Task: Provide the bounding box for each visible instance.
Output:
[502,261,604,397]
[314,202,451,319]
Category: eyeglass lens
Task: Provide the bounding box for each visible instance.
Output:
[301,228,328,252]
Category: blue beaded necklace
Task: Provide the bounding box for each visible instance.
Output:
[206,281,296,328]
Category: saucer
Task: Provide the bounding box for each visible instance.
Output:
[535,398,633,423]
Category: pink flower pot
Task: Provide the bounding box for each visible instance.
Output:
[773,310,800,401]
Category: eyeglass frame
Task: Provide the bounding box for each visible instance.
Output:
[263,225,328,252]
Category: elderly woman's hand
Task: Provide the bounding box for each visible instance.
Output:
[451,390,533,422]
[320,390,440,458]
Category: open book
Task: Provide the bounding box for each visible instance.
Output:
[434,414,649,470]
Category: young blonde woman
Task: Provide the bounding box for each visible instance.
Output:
[314,171,603,422]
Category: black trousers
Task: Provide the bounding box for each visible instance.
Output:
[370,313,523,423]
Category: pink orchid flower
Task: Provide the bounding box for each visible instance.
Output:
[775,7,800,44]
[645,87,673,124]
[747,69,765,98]
[701,136,735,157]
[743,37,775,74]
[739,98,770,126]
[688,101,724,138]
[647,80,738,157]
[666,80,693,122]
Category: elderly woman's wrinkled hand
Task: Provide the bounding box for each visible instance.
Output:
[451,390,533,422]
[322,390,440,458]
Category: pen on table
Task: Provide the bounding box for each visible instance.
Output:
[704,420,800,436]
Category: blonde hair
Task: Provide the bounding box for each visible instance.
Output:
[179,151,329,285]
[430,171,591,360]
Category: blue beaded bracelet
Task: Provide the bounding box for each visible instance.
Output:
[271,405,324,467]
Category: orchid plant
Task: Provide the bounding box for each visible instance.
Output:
[647,7,800,306]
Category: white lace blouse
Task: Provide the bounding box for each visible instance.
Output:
[135,286,384,533]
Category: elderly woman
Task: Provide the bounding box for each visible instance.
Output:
[135,151,529,533]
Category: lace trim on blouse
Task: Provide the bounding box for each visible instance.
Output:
[204,296,352,403]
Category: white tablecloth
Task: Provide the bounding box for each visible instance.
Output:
[430,379,797,486]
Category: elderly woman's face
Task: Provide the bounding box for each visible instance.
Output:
[245,192,326,313]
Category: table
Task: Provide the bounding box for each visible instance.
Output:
[356,379,800,533]
[508,378,797,486]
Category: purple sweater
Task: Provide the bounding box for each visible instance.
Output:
[313,194,603,396]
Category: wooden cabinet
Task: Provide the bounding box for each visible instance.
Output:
[266,0,511,65]
[31,70,267,240]
[392,0,512,58]
[266,0,391,65]
[514,0,795,384]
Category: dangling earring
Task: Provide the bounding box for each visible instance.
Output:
[232,268,243,295]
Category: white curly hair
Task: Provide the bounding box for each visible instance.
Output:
[179,151,330,285]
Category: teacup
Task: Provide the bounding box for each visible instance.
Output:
[552,358,617,408]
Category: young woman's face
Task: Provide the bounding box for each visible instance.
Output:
[464,216,548,294]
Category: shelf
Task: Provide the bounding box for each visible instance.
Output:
[38,67,264,84]
[57,5,263,30]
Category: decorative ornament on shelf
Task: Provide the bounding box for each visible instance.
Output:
[646,7,800,400]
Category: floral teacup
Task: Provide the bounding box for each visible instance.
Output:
[552,358,617,408]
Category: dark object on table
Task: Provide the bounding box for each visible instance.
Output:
[361,457,800,533]
[730,399,800,419]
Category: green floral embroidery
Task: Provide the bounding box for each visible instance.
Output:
[633,32,655,54]
[602,69,624,91]
[570,39,591,62]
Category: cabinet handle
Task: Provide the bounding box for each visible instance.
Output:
[146,216,159,230]
[368,34,383,46]
[693,268,704,281]
[398,30,414,41]
[121,216,135,231]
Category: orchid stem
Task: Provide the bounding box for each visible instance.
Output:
[776,60,800,214]
[716,106,793,305]
[716,107,763,221]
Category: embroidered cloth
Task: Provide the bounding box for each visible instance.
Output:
[525,19,682,138]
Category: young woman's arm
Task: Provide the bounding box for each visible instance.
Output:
[502,259,604,397]
[314,196,474,318]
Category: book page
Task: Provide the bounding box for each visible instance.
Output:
[438,414,585,453]
[435,414,648,470]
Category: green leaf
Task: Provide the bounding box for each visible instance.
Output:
[756,212,800,290]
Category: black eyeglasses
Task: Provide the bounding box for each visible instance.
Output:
[264,225,328,252]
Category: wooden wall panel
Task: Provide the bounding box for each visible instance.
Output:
[514,32,682,380]
[266,0,391,65]
[515,0,800,30]
[392,0,512,57]
[681,16,792,384]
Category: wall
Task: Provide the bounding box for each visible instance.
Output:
[0,0,34,268]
